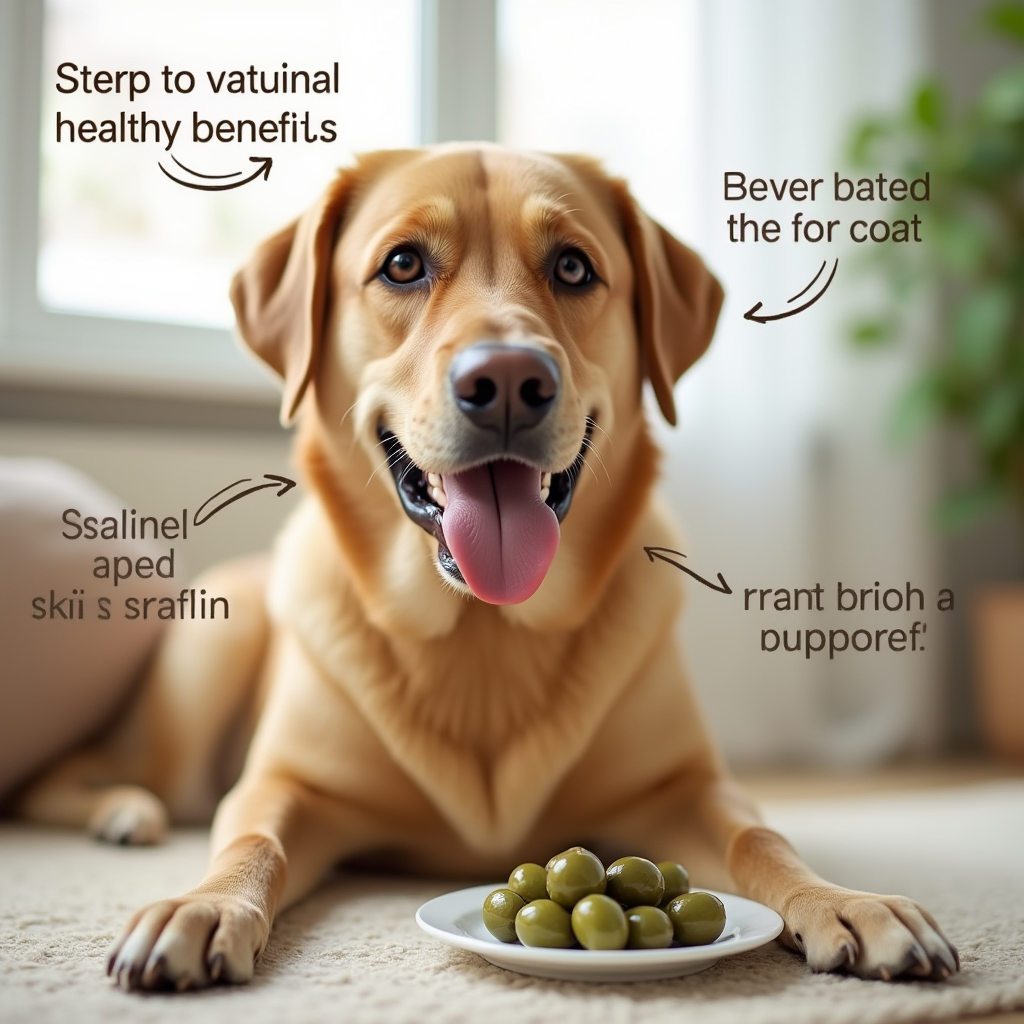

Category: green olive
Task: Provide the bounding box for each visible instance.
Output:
[657,861,691,901]
[546,846,606,908]
[571,894,629,950]
[605,856,665,907]
[508,862,547,903]
[664,891,726,946]
[482,888,526,943]
[625,905,674,949]
[515,899,575,948]
[545,849,572,871]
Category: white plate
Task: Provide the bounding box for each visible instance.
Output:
[416,884,784,982]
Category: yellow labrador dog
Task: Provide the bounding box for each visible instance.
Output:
[15,144,957,990]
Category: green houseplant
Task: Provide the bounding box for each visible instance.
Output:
[848,1,1024,532]
[847,1,1024,758]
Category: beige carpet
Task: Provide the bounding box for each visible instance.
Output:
[1,782,1023,1024]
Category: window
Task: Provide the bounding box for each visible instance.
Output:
[1,0,419,395]
[498,0,701,241]
[39,0,418,329]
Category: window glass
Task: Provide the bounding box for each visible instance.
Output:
[39,0,419,328]
[497,0,701,240]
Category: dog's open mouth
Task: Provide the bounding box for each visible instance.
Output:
[379,423,592,604]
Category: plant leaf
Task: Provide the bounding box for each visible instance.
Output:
[848,117,890,165]
[983,1,1024,42]
[850,317,895,347]
[951,285,1014,376]
[931,216,991,275]
[936,481,1007,532]
[890,372,944,443]
[976,378,1022,446]
[913,80,945,131]
[980,62,1024,122]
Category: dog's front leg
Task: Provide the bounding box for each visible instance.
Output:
[106,775,369,991]
[691,778,959,981]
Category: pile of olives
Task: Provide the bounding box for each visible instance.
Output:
[481,847,726,951]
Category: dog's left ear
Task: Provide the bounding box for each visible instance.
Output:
[230,170,357,425]
[614,186,724,426]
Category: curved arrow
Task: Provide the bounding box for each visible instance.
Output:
[744,258,839,325]
[193,474,296,527]
[643,546,732,595]
[787,259,828,303]
[171,153,241,180]
[158,156,273,192]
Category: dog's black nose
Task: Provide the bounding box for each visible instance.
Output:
[449,343,560,439]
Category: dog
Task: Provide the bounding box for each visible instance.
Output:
[14,144,958,990]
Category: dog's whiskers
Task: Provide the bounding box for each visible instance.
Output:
[396,461,419,490]
[365,447,408,490]
[580,437,608,485]
[577,448,600,485]
[339,400,359,431]
[585,416,611,446]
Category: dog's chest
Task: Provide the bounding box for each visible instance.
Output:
[268,499,680,854]
[268,506,645,853]
[289,602,581,850]
[389,609,571,753]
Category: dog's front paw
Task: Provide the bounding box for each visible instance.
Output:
[107,893,269,991]
[88,787,168,845]
[781,885,959,981]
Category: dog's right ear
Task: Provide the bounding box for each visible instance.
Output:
[230,169,358,425]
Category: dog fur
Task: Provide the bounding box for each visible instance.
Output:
[13,144,958,990]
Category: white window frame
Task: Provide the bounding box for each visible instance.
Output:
[0,0,495,407]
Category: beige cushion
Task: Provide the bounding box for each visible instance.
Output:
[0,459,180,799]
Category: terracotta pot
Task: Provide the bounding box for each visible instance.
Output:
[974,586,1024,760]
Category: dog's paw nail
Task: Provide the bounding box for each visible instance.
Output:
[210,952,225,982]
[141,954,166,988]
[879,965,892,982]
[841,942,856,968]
[938,945,959,975]
[910,943,931,973]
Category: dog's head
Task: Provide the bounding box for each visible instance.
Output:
[232,145,721,628]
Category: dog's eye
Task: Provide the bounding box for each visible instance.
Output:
[554,249,593,287]
[382,247,425,285]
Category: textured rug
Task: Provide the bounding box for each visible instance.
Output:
[1,782,1023,1024]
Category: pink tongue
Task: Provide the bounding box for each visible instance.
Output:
[442,461,559,604]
